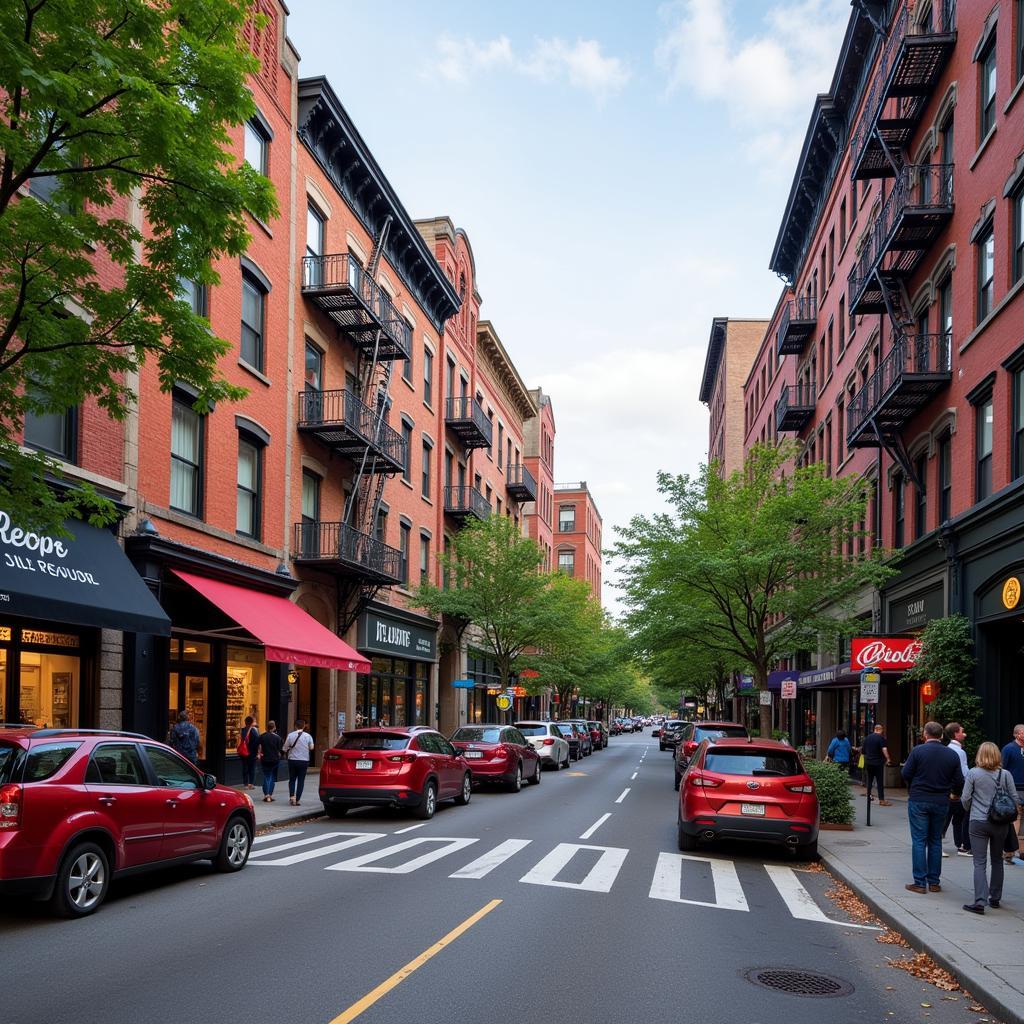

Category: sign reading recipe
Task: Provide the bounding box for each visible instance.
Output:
[357,608,437,660]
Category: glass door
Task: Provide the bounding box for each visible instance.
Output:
[168,673,210,763]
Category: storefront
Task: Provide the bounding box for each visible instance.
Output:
[466,649,500,723]
[355,604,437,729]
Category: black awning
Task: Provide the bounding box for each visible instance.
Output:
[0,514,170,635]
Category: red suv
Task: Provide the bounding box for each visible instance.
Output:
[0,727,255,917]
[320,727,472,820]
[677,738,819,859]
[449,725,542,791]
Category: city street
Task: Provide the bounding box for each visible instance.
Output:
[3,734,998,1024]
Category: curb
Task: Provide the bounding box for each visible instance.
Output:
[254,810,325,835]
[820,849,1023,1024]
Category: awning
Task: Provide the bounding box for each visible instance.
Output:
[172,570,370,673]
[0,514,170,635]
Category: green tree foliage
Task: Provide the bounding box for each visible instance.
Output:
[614,443,894,735]
[0,0,277,530]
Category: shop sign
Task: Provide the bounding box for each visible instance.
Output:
[495,694,513,711]
[851,637,921,671]
[511,686,527,697]
[759,690,772,706]
[0,626,11,642]
[781,679,797,699]
[739,673,755,692]
[357,609,436,660]
[451,678,475,689]
[1003,577,1021,610]
[21,628,79,648]
[799,664,839,688]
[889,584,944,632]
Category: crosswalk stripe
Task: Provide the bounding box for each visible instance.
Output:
[449,839,532,879]
[250,832,351,858]
[252,830,303,845]
[520,843,628,893]
[326,836,479,874]
[648,853,749,911]
[763,863,880,929]
[250,832,385,867]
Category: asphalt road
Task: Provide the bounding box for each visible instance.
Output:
[2,733,1000,1024]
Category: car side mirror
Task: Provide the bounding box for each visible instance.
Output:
[203,773,218,790]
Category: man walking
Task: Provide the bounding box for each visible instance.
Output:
[1001,723,1024,864]
[901,721,964,893]
[862,723,891,805]
[943,722,971,856]
[169,709,201,765]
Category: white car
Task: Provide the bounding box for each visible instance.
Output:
[514,721,570,770]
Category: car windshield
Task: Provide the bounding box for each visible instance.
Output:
[703,750,802,776]
[338,734,410,751]
[0,742,25,784]
[587,722,600,728]
[695,726,747,742]
[515,725,547,736]
[452,728,501,743]
[556,725,576,736]
[666,721,684,728]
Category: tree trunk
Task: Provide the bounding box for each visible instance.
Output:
[756,667,772,739]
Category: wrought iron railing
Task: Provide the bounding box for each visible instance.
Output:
[777,294,818,353]
[445,396,493,445]
[506,462,537,499]
[293,520,402,580]
[443,485,490,519]
[297,388,405,466]
[775,382,816,423]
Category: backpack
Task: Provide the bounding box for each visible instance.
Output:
[989,771,1019,825]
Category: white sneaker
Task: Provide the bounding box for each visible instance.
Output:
[956,849,972,857]
[941,851,949,858]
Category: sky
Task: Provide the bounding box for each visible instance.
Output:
[287,0,852,612]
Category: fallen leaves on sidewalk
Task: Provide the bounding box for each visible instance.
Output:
[887,952,960,992]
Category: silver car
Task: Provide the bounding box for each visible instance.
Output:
[514,721,570,770]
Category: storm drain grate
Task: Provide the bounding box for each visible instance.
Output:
[745,968,853,998]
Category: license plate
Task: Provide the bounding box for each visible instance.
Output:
[464,751,484,759]
[740,803,765,816]
[355,759,373,770]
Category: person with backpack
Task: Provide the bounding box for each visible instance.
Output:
[1001,723,1024,865]
[825,729,852,771]
[257,721,283,802]
[961,741,1019,913]
[283,719,314,806]
[237,715,260,790]
[168,709,200,765]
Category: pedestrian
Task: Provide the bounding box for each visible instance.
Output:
[237,715,260,790]
[942,722,971,857]
[1000,723,1024,865]
[283,719,314,806]
[901,721,965,894]
[257,720,283,802]
[825,729,852,771]
[168,709,200,765]
[961,741,1018,914]
[862,723,892,806]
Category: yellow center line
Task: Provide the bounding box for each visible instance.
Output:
[328,899,503,1024]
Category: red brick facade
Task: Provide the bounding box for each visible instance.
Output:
[552,482,603,604]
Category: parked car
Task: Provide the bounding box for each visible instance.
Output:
[608,719,622,736]
[562,720,593,757]
[449,725,541,791]
[677,738,818,859]
[0,726,255,918]
[616,717,633,734]
[554,722,585,760]
[659,719,688,751]
[320,727,472,820]
[674,721,748,787]
[586,721,608,750]
[515,722,570,770]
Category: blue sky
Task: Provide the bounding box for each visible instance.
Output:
[288,0,851,610]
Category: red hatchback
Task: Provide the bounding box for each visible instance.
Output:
[450,725,542,791]
[677,738,819,859]
[0,727,255,917]
[320,728,472,820]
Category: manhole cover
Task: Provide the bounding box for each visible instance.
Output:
[745,968,853,998]
[834,839,870,847]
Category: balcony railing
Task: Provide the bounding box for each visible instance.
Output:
[850,0,957,179]
[443,485,490,522]
[301,253,412,361]
[296,388,405,474]
[775,382,816,433]
[848,163,953,314]
[445,396,493,450]
[293,521,402,584]
[776,294,818,357]
[506,462,537,502]
[846,332,952,448]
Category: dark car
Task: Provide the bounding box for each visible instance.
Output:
[554,722,584,761]
[586,721,608,750]
[563,720,593,756]
[659,719,688,751]
[0,727,255,917]
[674,721,749,788]
[320,727,472,820]
[449,725,542,791]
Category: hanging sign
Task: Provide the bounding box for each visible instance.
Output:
[851,636,921,671]
[1003,577,1021,610]
[781,679,797,700]
[495,694,513,711]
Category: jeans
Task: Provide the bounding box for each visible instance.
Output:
[288,760,309,802]
[908,800,947,886]
[241,755,258,786]
[943,799,970,850]
[261,761,279,797]
[968,819,1005,905]
[865,763,885,801]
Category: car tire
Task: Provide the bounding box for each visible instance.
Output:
[50,841,110,918]
[560,753,570,769]
[508,764,522,793]
[673,773,681,791]
[454,772,472,806]
[529,760,542,785]
[795,840,818,861]
[415,780,437,820]
[677,823,698,852]
[215,814,252,872]
[324,804,348,818]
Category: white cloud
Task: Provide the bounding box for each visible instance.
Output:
[430,34,630,102]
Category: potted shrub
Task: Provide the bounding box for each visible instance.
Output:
[804,758,854,828]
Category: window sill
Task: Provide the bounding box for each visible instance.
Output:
[1003,76,1024,117]
[959,275,1024,356]
[400,478,414,490]
[401,376,415,392]
[969,126,997,171]
[423,401,434,415]
[420,496,433,506]
[238,359,271,387]
[248,211,273,239]
[17,448,128,497]
[818,371,833,400]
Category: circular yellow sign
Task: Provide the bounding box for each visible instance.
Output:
[1003,577,1021,610]
[495,694,513,711]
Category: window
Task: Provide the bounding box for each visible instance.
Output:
[401,420,413,482]
[402,354,412,384]
[170,393,202,515]
[559,506,576,532]
[1013,185,1024,285]
[976,221,995,323]
[497,424,504,469]
[420,532,430,585]
[24,399,76,463]
[1018,0,1024,84]
[837,397,845,466]
[144,745,200,789]
[558,549,575,575]
[375,505,388,544]
[236,435,262,538]
[423,347,433,406]
[244,118,268,174]
[421,438,432,498]
[178,277,207,317]
[828,228,835,280]
[915,455,928,538]
[1014,367,1024,480]
[86,744,146,786]
[300,470,320,557]
[241,273,265,371]
[446,358,455,403]
[399,522,411,585]
[304,204,324,286]
[444,449,453,488]
[838,296,846,353]
[975,396,993,501]
[938,432,952,521]
[939,114,954,198]
[839,198,847,249]
[979,36,997,140]
[937,275,953,369]
[304,341,322,393]
[850,178,858,224]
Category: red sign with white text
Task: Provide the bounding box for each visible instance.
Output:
[851,636,921,671]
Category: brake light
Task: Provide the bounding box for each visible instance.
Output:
[689,773,722,788]
[388,754,417,764]
[785,782,815,793]
[542,738,555,746]
[0,784,22,829]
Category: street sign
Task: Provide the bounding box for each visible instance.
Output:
[859,667,881,704]
[451,678,475,689]
[495,694,513,711]
[759,690,772,706]
[781,679,797,700]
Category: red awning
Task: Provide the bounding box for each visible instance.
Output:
[172,570,370,673]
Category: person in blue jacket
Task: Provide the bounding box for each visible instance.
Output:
[826,729,852,768]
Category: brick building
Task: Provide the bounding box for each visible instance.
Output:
[553,482,603,604]
[523,387,556,572]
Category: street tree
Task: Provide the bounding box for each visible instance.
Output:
[614,442,894,737]
[0,0,277,531]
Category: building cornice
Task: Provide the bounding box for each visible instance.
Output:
[699,317,728,404]
[476,320,538,422]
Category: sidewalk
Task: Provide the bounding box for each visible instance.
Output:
[819,786,1024,1024]
[234,767,325,830]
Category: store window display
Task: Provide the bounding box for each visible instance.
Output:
[226,645,266,747]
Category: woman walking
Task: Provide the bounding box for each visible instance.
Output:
[961,742,1018,914]
[257,721,283,802]
[238,715,260,790]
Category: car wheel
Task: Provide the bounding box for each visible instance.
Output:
[674,773,681,791]
[415,780,437,819]
[560,753,570,769]
[454,773,472,806]
[795,840,818,861]
[51,841,110,918]
[530,759,542,785]
[508,764,522,793]
[677,823,698,852]
[324,804,348,818]
[215,815,252,872]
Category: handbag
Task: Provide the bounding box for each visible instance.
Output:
[988,771,1019,825]
[236,726,253,758]
[857,753,865,769]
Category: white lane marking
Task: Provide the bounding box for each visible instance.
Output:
[520,843,628,893]
[579,813,611,840]
[250,832,349,858]
[395,823,427,834]
[764,864,880,929]
[631,772,638,780]
[250,832,384,867]
[615,788,631,804]
[449,840,532,879]
[252,830,303,845]
[326,836,478,874]
[648,853,749,912]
